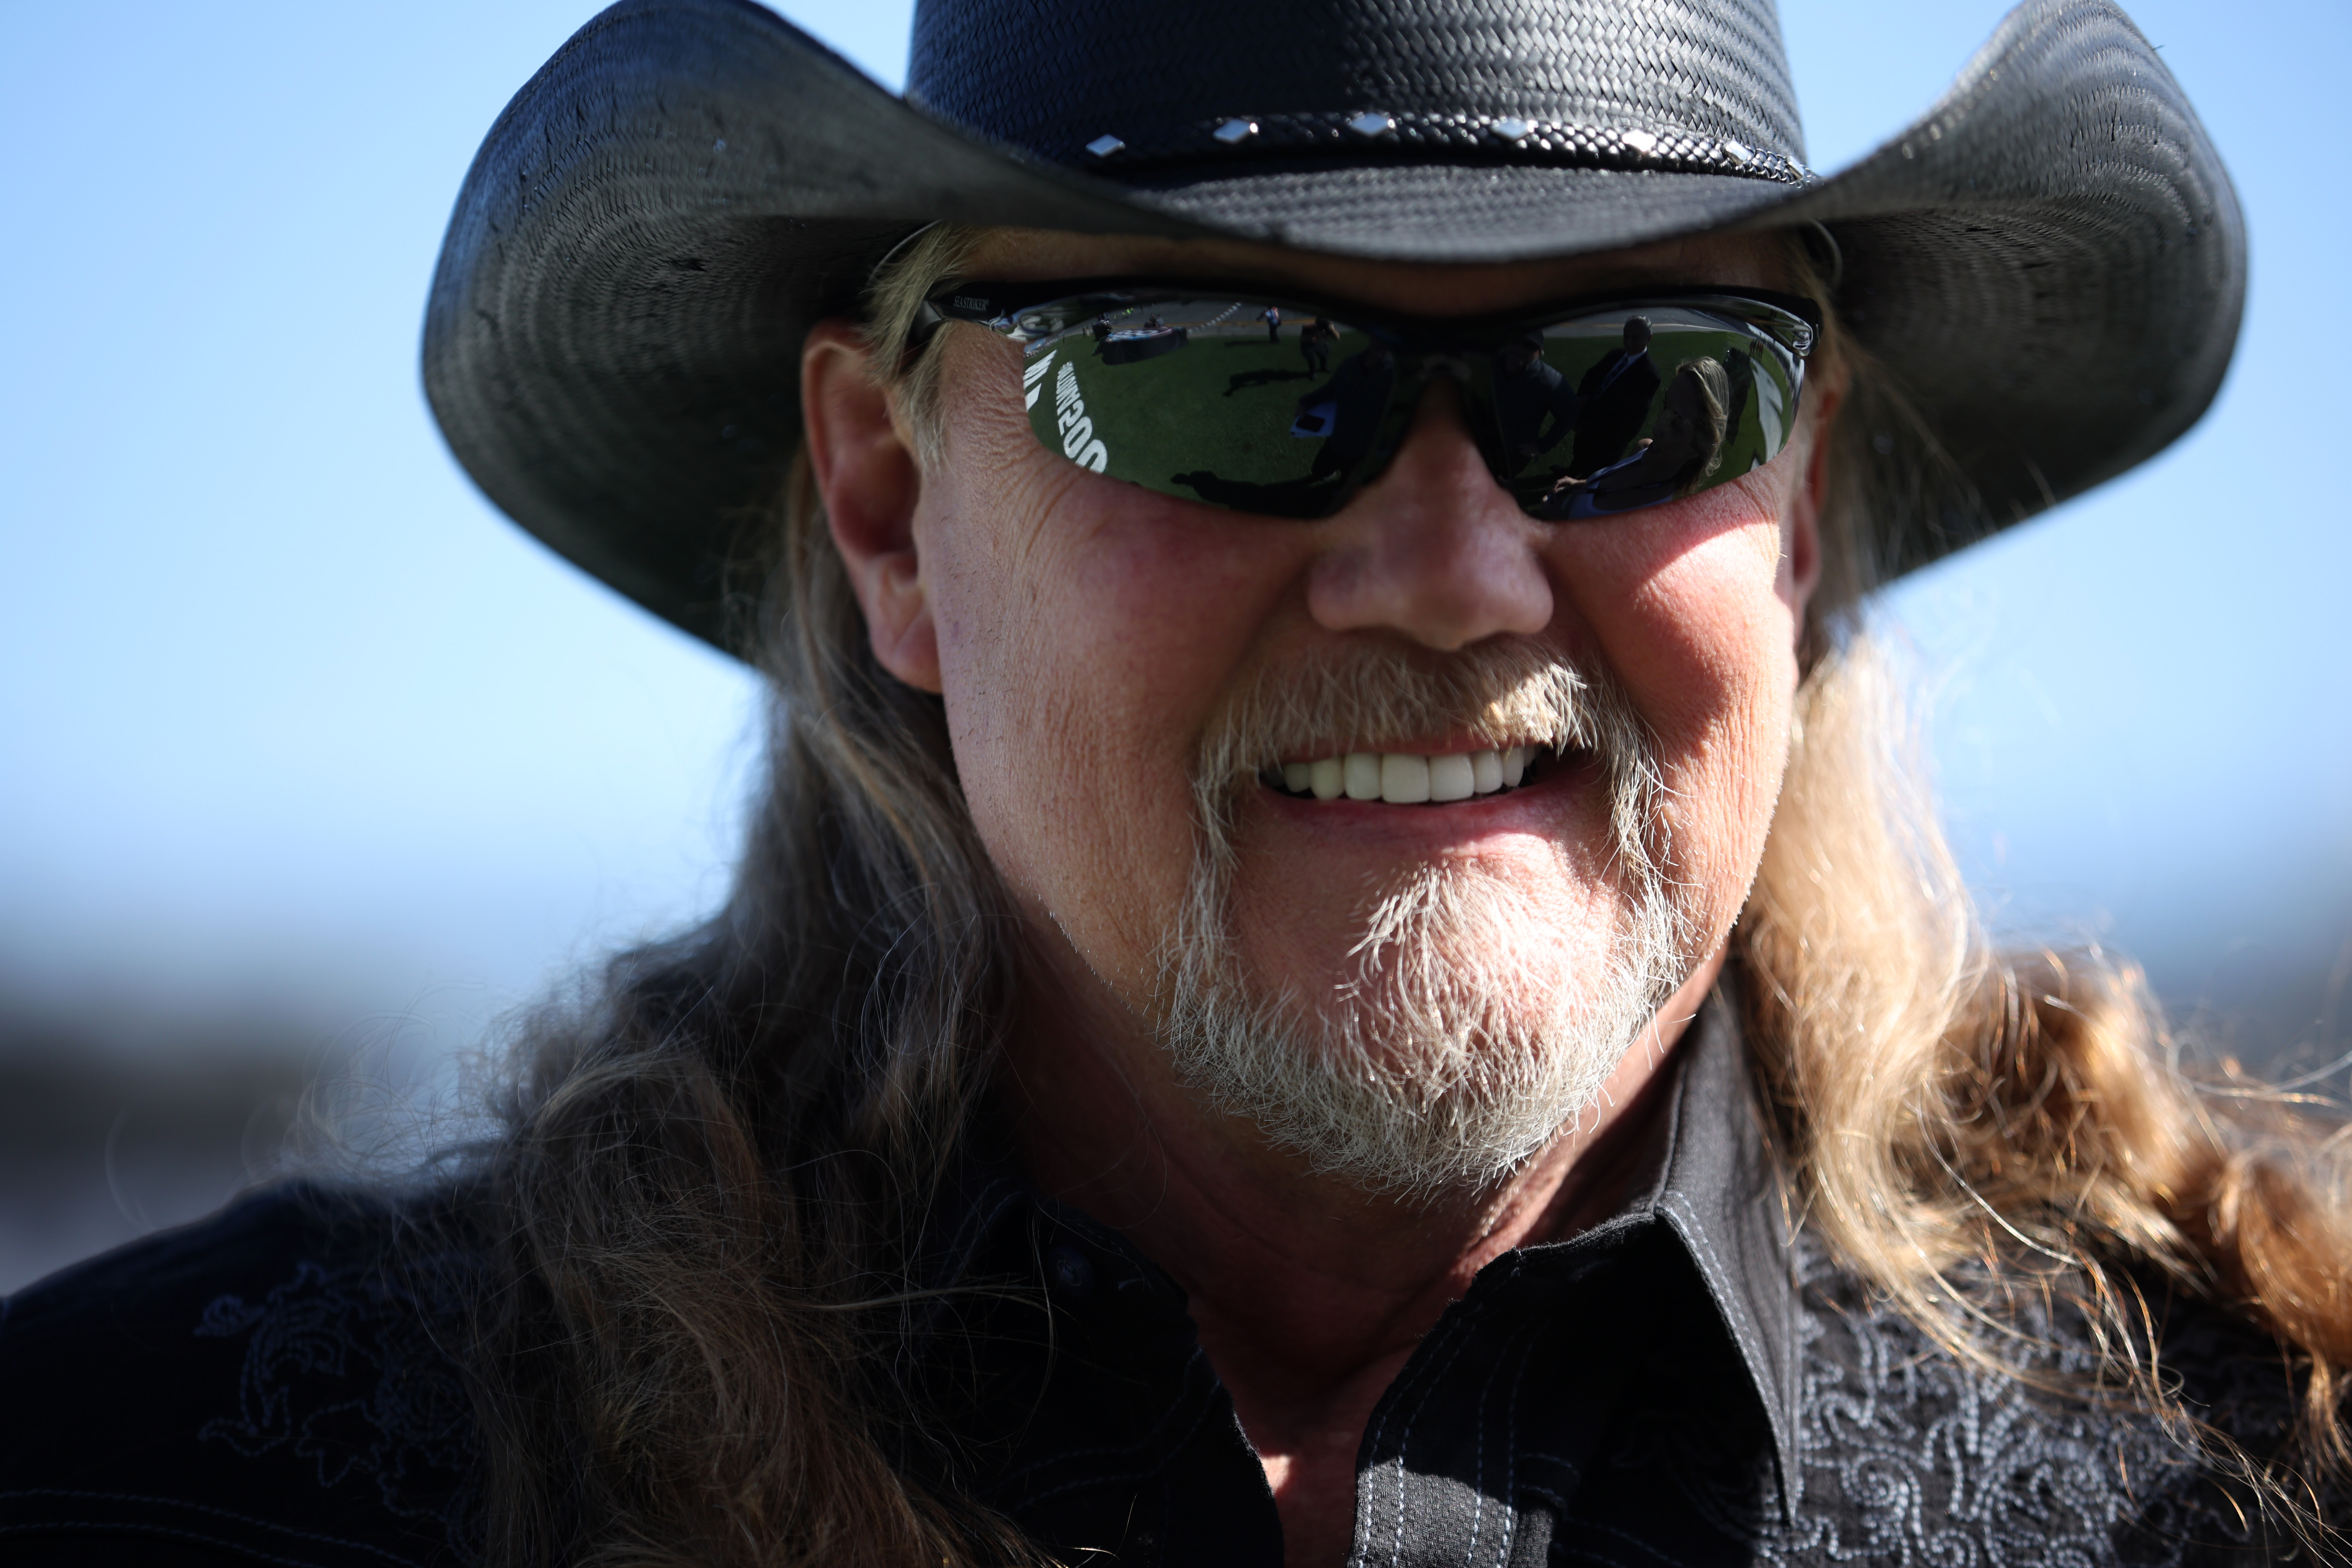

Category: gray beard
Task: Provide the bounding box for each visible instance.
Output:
[1156,649,1695,1198]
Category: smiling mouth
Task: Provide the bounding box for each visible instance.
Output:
[1258,746,1562,805]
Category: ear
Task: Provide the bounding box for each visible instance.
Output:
[802,319,942,693]
[1779,376,1841,632]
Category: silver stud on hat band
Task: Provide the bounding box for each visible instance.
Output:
[1082,113,1805,186]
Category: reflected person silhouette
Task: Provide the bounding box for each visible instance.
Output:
[1299,316,1336,374]
[1719,342,1756,462]
[1544,356,1729,518]
[1295,339,1398,480]
[1569,315,1661,476]
[1490,331,1580,473]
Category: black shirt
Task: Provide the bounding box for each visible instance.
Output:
[0,1184,479,1566]
[1,1000,2334,1564]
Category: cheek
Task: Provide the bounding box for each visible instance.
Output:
[917,391,1305,993]
[1551,468,1801,895]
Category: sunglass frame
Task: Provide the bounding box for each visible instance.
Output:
[918,279,1822,522]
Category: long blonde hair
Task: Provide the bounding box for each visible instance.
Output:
[1746,276,2352,1517]
[459,225,2352,1565]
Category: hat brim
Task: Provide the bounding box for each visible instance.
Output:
[423,0,2242,653]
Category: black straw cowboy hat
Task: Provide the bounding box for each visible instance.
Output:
[422,0,2242,655]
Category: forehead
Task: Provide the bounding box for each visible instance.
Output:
[960,227,1790,316]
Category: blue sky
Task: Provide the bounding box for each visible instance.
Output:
[1,0,2344,1063]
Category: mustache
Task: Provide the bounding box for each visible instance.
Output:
[1163,639,1695,1194]
[1190,639,1668,877]
[1198,641,1602,784]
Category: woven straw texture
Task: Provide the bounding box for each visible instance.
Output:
[422,0,2241,651]
[909,0,1805,175]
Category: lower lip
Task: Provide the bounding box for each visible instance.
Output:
[1246,751,1601,847]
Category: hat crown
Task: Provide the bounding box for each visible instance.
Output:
[907,0,1807,174]
[422,0,2243,653]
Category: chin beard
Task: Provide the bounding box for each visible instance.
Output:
[1156,644,1696,1199]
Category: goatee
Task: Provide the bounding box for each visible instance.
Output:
[1158,642,1697,1198]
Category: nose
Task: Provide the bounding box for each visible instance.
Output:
[1304,379,1555,651]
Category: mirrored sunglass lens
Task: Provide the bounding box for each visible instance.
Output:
[1020,301,1392,519]
[1013,298,1803,521]
[1473,307,1803,520]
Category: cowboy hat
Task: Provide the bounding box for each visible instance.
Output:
[422,0,2241,654]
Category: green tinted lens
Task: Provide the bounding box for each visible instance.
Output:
[1003,294,1807,521]
[1465,304,1808,519]
[1020,301,1396,519]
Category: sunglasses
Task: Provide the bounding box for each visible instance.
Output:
[918,279,1818,522]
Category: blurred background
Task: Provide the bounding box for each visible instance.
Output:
[3,0,2345,1293]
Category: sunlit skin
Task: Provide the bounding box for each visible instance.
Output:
[805,227,1836,1568]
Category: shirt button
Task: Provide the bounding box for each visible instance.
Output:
[1046,1243,1097,1298]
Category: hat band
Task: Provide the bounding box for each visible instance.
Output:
[1040,107,1811,185]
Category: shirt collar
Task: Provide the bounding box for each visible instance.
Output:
[1622,974,1802,1518]
[921,971,1803,1521]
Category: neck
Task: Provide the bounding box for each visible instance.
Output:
[992,944,1726,1567]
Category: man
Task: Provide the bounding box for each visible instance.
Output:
[1300,314,1337,374]
[1294,336,1400,481]
[4,2,2345,1567]
[1568,315,1662,477]
[1490,330,1581,473]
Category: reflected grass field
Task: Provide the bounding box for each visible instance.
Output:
[1034,318,1788,513]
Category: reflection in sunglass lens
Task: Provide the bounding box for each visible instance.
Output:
[1008,296,1806,522]
[1472,310,1802,519]
[1021,302,1394,520]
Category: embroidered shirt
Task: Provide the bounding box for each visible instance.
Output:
[0,1185,481,1566]
[0,998,2335,1565]
[893,1000,2335,1565]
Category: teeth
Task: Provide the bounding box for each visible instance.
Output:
[1270,746,1542,803]
[1428,753,1475,802]
[1379,754,1431,804]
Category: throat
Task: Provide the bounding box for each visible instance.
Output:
[1199,1323,1417,1568]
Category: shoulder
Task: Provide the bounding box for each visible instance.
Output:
[1774,1243,2344,1566]
[2145,1281,2348,1557]
[0,1183,483,1567]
